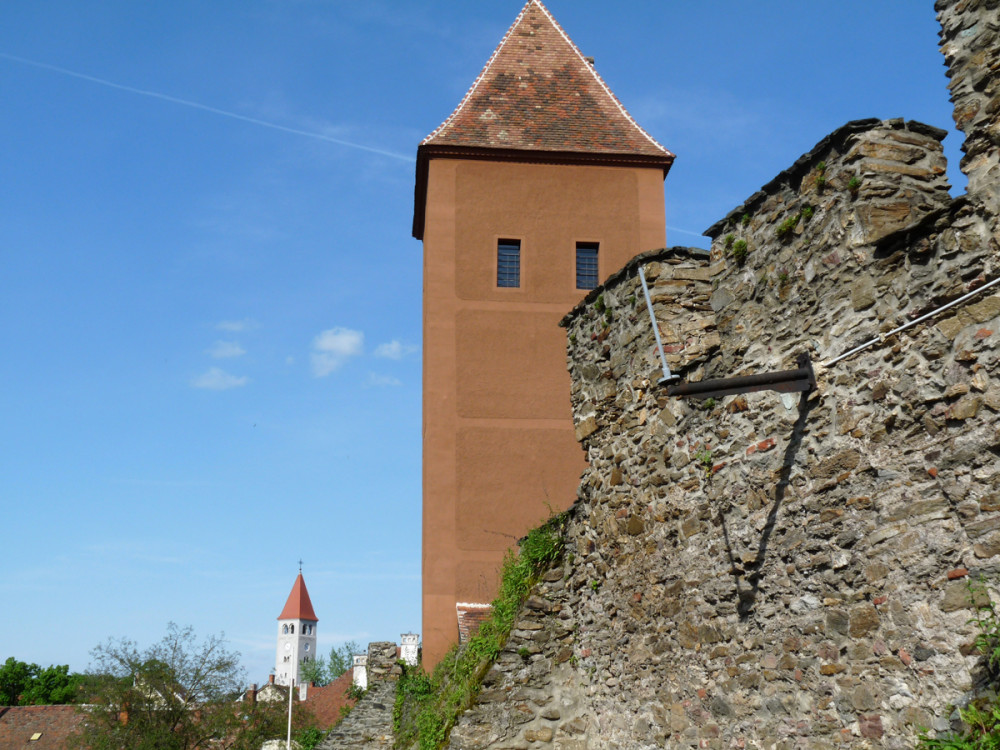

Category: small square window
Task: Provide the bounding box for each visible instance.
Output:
[576,243,599,290]
[497,240,521,288]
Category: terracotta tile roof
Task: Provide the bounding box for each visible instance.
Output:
[302,671,355,729]
[277,573,318,622]
[0,705,85,749]
[412,0,674,239]
[422,0,671,159]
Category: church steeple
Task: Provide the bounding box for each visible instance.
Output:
[274,570,318,687]
[277,572,318,621]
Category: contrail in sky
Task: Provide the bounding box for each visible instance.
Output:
[667,225,706,238]
[0,51,414,162]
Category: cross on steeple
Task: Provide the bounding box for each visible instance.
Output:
[298,559,303,572]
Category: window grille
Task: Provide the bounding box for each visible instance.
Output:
[576,243,599,289]
[497,240,521,288]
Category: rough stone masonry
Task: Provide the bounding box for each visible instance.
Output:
[443,1,1000,748]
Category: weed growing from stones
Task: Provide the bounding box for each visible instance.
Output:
[920,580,1000,749]
[775,213,801,238]
[695,448,713,477]
[731,239,748,265]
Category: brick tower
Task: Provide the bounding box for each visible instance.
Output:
[413,0,674,666]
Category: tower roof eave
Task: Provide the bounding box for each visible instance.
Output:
[411,144,674,240]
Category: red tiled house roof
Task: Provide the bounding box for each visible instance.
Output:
[413,0,674,238]
[277,573,318,622]
[302,671,355,729]
[0,705,85,749]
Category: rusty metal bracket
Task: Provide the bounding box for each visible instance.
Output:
[665,353,816,401]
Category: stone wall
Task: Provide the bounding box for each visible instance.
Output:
[442,3,1000,748]
[319,642,402,750]
[937,0,1000,216]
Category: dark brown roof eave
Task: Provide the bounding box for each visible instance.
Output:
[412,144,675,240]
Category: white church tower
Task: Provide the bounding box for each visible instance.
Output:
[275,568,318,687]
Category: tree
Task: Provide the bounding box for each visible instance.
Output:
[297,641,361,687]
[0,658,83,705]
[72,623,312,750]
[328,641,361,679]
[21,664,83,705]
[0,657,36,705]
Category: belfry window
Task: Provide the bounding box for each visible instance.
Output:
[283,625,288,634]
[576,243,599,290]
[497,240,521,288]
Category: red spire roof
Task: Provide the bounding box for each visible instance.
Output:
[277,573,318,621]
[421,0,672,159]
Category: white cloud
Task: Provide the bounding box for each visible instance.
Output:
[311,327,363,377]
[366,372,402,388]
[216,319,256,332]
[191,367,249,390]
[207,340,246,359]
[374,340,418,360]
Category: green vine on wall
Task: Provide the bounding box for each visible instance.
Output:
[392,514,567,749]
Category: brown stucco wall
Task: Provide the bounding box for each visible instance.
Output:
[421,156,666,666]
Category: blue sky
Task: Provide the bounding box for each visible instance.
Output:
[1,2,962,683]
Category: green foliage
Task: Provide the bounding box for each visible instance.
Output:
[695,448,713,470]
[731,239,748,264]
[741,213,750,226]
[589,580,600,592]
[0,658,83,706]
[919,581,1000,749]
[778,269,790,286]
[815,161,827,189]
[393,514,566,750]
[701,398,716,411]
[775,213,801,238]
[346,682,367,701]
[71,623,308,750]
[801,205,814,221]
[294,726,326,750]
[848,175,862,194]
[298,640,361,687]
[594,294,605,314]
[723,233,735,249]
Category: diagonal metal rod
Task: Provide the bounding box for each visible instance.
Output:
[639,265,678,383]
[823,274,1000,367]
